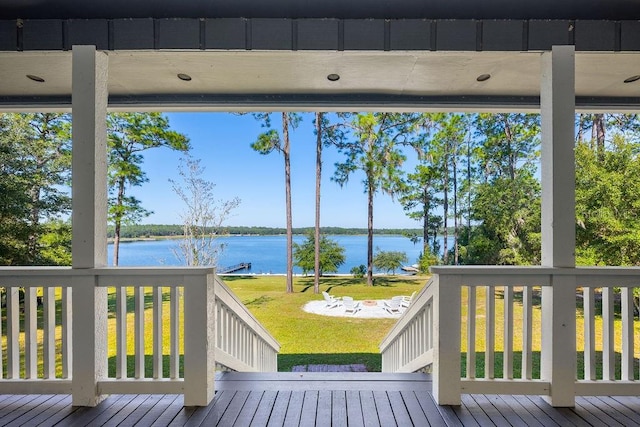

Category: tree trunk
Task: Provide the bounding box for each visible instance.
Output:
[577,114,586,144]
[27,185,41,263]
[594,114,606,162]
[367,181,374,286]
[113,177,126,267]
[314,113,323,294]
[443,155,449,265]
[282,113,294,293]
[503,115,516,181]
[453,151,459,265]
[423,186,430,256]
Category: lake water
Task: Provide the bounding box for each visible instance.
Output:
[107,234,449,274]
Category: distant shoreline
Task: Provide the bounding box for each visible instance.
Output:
[107,224,456,241]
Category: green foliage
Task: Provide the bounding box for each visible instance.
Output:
[463,173,541,265]
[575,135,640,266]
[373,250,408,274]
[333,112,413,285]
[38,220,72,266]
[418,249,440,273]
[293,233,346,276]
[458,113,542,265]
[350,264,366,278]
[0,113,71,265]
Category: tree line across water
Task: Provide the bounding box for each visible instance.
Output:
[106,224,426,239]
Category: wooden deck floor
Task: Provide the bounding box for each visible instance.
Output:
[1,373,640,426]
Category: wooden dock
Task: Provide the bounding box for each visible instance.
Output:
[218,262,251,274]
[2,372,640,426]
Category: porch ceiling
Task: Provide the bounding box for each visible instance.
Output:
[2,0,640,20]
[1,50,639,112]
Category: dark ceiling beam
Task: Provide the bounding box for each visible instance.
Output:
[1,18,639,52]
[2,0,640,21]
[0,94,638,112]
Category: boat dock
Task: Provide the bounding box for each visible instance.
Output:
[219,262,252,274]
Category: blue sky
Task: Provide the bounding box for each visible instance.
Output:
[130,112,420,229]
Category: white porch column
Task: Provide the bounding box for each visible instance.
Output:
[183,272,216,406]
[71,45,109,406]
[540,45,576,407]
[432,274,461,405]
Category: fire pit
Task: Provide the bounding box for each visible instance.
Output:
[362,300,378,307]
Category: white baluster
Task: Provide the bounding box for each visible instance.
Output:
[116,287,127,378]
[153,286,163,379]
[44,287,56,379]
[170,286,180,379]
[24,287,38,379]
[135,286,145,379]
[621,287,634,381]
[603,286,615,380]
[486,285,495,379]
[522,286,533,380]
[583,286,595,380]
[62,287,72,379]
[7,287,19,378]
[504,286,513,379]
[467,286,476,379]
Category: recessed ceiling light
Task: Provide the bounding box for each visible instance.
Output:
[476,74,491,82]
[177,73,192,81]
[26,74,45,83]
[327,74,340,82]
[623,75,640,83]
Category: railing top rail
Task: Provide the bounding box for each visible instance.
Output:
[95,267,216,276]
[380,276,435,351]
[0,266,216,276]
[430,265,640,276]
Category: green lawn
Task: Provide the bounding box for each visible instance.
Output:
[224,275,426,371]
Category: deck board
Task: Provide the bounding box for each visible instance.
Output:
[575,398,625,427]
[483,394,530,427]
[0,372,639,426]
[266,390,291,427]
[498,394,547,427]
[5,393,68,427]
[298,390,318,427]
[345,390,365,427]
[583,396,640,427]
[234,390,265,427]
[359,390,381,427]
[282,390,304,427]
[416,391,455,427]
[373,391,395,426]
[251,390,278,427]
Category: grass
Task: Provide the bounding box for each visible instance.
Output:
[225,275,424,371]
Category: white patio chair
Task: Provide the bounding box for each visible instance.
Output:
[342,296,360,315]
[399,291,416,308]
[384,298,402,314]
[322,291,341,309]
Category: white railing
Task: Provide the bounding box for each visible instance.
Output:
[0,267,279,406]
[381,266,640,406]
[0,268,73,395]
[213,276,279,372]
[379,277,434,373]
